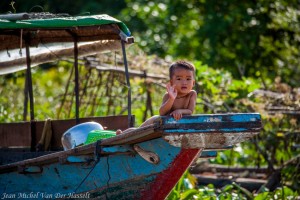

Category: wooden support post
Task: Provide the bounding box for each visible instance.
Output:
[25,40,34,121]
[23,73,28,121]
[121,40,133,127]
[25,36,36,151]
[73,36,80,124]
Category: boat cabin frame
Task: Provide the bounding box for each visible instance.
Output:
[0,13,134,152]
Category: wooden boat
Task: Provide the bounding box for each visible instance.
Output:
[0,13,262,199]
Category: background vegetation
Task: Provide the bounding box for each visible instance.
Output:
[0,1,299,199]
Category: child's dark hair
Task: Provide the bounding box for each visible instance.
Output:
[169,60,195,79]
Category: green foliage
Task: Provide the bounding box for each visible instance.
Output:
[193,61,261,114]
[0,73,24,122]
[0,0,300,198]
[167,171,299,199]
[0,63,70,122]
[254,186,298,200]
[0,0,126,16]
[9,1,16,13]
[121,0,300,85]
[191,60,300,195]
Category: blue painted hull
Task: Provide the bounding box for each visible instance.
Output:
[1,138,197,199]
[0,113,261,199]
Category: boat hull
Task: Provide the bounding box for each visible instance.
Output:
[0,113,261,199]
[0,138,201,200]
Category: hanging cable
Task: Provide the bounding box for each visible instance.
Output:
[74,140,102,193]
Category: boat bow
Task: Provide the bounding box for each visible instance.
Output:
[159,113,261,149]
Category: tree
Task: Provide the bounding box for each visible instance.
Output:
[0,0,126,17]
[121,0,300,86]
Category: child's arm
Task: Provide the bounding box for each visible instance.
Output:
[159,93,174,116]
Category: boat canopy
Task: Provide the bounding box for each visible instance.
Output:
[0,13,133,75]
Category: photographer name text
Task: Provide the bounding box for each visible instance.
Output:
[1,192,90,199]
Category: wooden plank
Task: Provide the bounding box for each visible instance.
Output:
[190,164,273,174]
[195,174,266,192]
[160,113,262,132]
[100,124,161,146]
[0,122,31,147]
[0,24,124,51]
[0,150,54,165]
[160,113,261,149]
[200,150,218,158]
[0,115,133,149]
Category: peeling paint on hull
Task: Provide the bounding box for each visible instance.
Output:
[163,132,256,148]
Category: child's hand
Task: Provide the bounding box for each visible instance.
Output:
[166,83,177,100]
[170,110,182,120]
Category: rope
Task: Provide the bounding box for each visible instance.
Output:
[74,140,102,193]
[114,51,128,88]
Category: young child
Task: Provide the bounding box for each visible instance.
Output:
[116,60,197,134]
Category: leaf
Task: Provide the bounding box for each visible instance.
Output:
[166,189,180,200]
[254,192,269,200]
[180,189,199,200]
[232,182,253,199]
[222,184,234,192]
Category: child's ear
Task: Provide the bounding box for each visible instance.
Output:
[193,80,195,86]
[170,80,173,85]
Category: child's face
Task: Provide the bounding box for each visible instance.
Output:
[170,68,195,95]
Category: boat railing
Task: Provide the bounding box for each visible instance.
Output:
[0,115,132,151]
